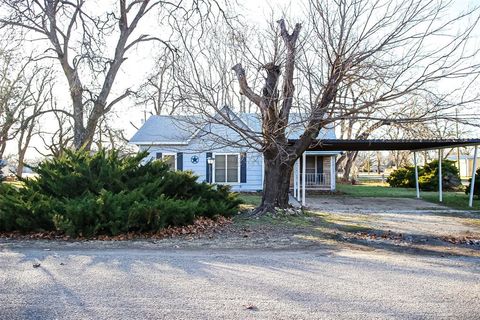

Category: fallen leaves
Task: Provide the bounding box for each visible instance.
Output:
[440,236,480,246]
[0,216,232,242]
[0,231,71,241]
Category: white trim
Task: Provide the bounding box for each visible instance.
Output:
[330,155,336,191]
[296,159,301,202]
[302,152,306,206]
[162,152,177,171]
[293,160,297,198]
[305,151,342,155]
[131,141,189,146]
[212,153,241,184]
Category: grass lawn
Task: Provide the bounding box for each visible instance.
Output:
[238,193,262,207]
[237,185,479,211]
[337,183,480,211]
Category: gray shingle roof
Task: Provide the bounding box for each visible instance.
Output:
[129,115,199,144]
[130,113,336,145]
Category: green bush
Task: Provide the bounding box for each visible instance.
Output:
[465,168,480,198]
[0,149,241,236]
[386,167,415,188]
[387,159,462,191]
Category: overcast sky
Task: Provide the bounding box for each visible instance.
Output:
[4,0,480,160]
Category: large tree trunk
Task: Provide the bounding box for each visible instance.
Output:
[256,156,293,214]
[342,151,359,181]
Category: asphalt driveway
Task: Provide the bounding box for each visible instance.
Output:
[1,244,479,320]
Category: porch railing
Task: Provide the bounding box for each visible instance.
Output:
[301,173,331,189]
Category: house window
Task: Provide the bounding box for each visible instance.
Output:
[214,154,239,183]
[162,153,176,171]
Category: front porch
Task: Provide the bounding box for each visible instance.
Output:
[291,152,337,195]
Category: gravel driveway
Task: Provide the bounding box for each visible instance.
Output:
[1,244,479,320]
[305,196,480,239]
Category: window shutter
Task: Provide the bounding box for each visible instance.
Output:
[240,152,247,183]
[156,152,162,160]
[176,152,183,171]
[206,152,212,183]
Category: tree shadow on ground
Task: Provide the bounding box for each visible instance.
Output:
[298,212,480,258]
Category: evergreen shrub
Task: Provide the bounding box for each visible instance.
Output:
[387,159,462,191]
[0,149,241,236]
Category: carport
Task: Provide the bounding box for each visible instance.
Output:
[291,139,480,208]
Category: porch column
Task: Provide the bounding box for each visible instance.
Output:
[469,146,478,208]
[330,155,336,191]
[293,160,298,198]
[296,158,301,201]
[414,152,420,198]
[439,149,443,202]
[302,152,306,206]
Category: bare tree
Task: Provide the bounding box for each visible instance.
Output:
[174,0,480,213]
[0,46,54,164]
[137,48,181,116]
[0,49,32,159]
[0,0,229,150]
[15,69,55,176]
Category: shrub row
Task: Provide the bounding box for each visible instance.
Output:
[0,149,241,237]
[386,159,462,191]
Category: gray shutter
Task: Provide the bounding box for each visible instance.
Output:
[206,152,212,183]
[176,152,183,171]
[156,152,162,160]
[240,152,247,183]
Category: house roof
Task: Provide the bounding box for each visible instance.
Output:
[129,115,200,145]
[130,112,336,145]
[299,139,480,151]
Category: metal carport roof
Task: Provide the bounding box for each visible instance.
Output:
[293,138,480,151]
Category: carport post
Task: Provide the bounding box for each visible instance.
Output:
[439,149,443,202]
[414,152,420,199]
[302,152,306,206]
[469,146,478,207]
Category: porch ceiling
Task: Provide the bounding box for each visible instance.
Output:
[288,138,480,152]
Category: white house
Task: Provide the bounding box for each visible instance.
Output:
[129,110,341,192]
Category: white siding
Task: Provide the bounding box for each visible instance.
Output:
[134,120,341,193]
[140,144,263,191]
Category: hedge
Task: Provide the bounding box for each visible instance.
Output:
[387,159,462,191]
[0,149,241,237]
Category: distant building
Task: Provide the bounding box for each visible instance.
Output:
[448,154,480,177]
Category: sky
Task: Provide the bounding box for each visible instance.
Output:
[3,0,480,161]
